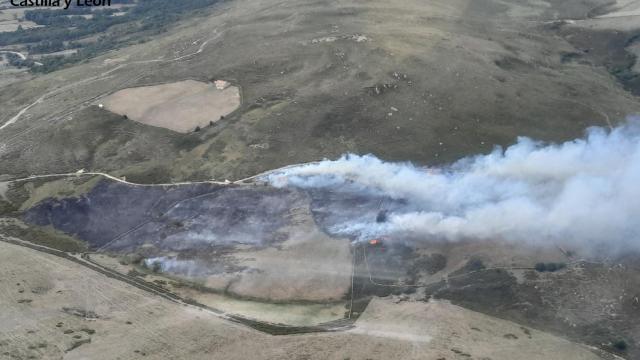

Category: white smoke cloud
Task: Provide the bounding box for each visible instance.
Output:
[145,256,201,277]
[267,119,640,252]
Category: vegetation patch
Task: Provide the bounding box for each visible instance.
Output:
[1,0,222,73]
[560,27,640,96]
[534,262,566,272]
[0,219,86,252]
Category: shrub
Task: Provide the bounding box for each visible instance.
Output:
[127,269,146,277]
[184,297,200,306]
[466,258,485,272]
[613,339,628,352]
[535,262,567,272]
[535,263,547,272]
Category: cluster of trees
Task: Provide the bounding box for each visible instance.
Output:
[24,8,120,26]
[4,52,35,68]
[26,39,83,54]
[31,55,69,73]
[0,9,131,46]
[2,0,221,73]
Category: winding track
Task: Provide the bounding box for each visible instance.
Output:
[0,29,224,132]
[5,171,233,187]
[1,157,320,187]
[0,50,27,60]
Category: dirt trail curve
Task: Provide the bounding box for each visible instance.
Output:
[5,171,233,187]
[2,158,320,187]
[0,50,27,60]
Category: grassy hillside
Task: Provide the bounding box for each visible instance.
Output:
[0,0,639,182]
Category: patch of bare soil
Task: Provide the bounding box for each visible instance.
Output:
[224,219,353,302]
[102,80,240,133]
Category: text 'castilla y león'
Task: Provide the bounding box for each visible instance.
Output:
[10,0,112,10]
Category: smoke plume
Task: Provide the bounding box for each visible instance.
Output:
[267,120,640,252]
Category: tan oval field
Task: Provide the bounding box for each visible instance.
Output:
[102,80,240,133]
